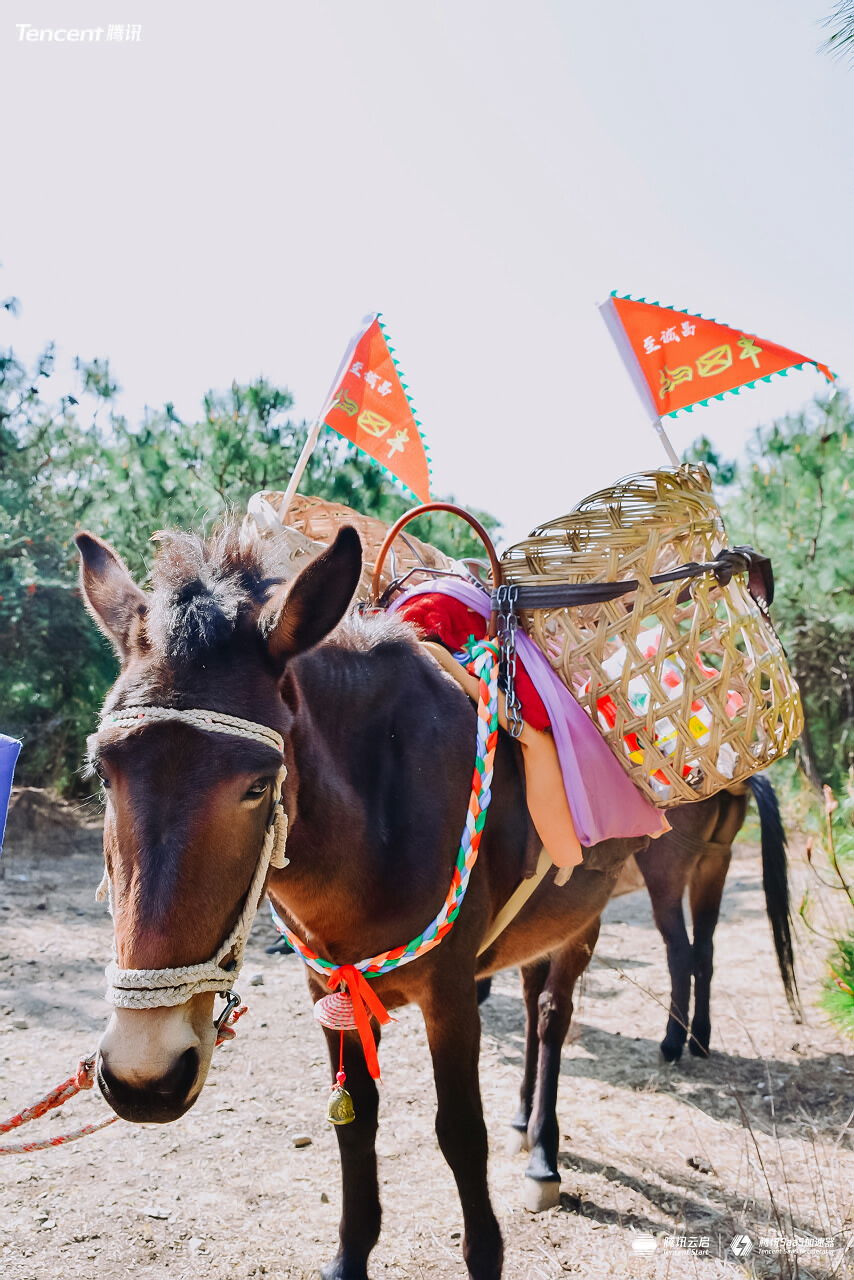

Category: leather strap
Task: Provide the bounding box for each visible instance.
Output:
[493,545,775,612]
[476,846,554,958]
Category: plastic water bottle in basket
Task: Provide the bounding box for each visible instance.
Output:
[499,467,803,807]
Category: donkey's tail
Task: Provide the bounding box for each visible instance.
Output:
[748,773,801,1022]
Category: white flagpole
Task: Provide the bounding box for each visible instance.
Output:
[278,312,379,518]
[279,417,323,514]
[599,297,683,467]
[652,417,681,466]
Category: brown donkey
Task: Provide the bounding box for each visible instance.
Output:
[77,522,649,1280]
[504,775,799,1210]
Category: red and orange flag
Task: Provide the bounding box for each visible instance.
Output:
[319,313,432,503]
[600,293,835,419]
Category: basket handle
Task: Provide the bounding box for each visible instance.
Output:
[370,502,503,638]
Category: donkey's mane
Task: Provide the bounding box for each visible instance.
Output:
[146,518,412,663]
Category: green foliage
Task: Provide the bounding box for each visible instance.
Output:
[68,376,497,580]
[819,783,854,1038]
[682,433,737,486]
[688,393,854,790]
[1,337,499,794]
[0,346,118,791]
[823,933,854,1036]
[822,1,854,61]
[692,395,854,1035]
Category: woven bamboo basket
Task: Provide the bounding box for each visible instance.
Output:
[500,467,803,806]
[247,491,459,600]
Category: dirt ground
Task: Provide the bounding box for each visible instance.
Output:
[1,790,852,1280]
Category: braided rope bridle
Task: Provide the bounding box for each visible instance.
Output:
[95,706,289,1011]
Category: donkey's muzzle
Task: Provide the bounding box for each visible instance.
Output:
[97,1044,202,1123]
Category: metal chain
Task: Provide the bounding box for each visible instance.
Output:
[495,584,524,739]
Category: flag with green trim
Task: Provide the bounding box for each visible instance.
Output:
[319,313,431,502]
[600,293,835,419]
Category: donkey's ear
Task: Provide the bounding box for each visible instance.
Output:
[75,532,148,661]
[260,526,362,663]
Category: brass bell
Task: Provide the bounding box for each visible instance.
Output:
[326,1083,355,1126]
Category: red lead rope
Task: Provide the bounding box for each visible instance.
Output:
[0,1000,249,1156]
[0,1055,117,1155]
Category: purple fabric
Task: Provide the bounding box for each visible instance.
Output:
[389,580,665,846]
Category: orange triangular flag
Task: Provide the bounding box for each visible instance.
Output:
[319,314,432,503]
[601,294,835,419]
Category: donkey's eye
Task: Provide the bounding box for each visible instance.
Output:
[94,764,111,790]
[243,778,271,800]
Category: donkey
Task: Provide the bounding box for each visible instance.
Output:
[77,521,654,1280]
[635,773,798,1061]
[504,775,799,1209]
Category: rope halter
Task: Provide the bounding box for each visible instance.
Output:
[95,706,289,1011]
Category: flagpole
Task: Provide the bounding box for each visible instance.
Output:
[599,297,685,469]
[277,312,379,520]
[279,417,323,515]
[653,417,681,467]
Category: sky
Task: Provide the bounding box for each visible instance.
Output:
[2,0,852,547]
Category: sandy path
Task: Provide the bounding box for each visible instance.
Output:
[0,800,852,1279]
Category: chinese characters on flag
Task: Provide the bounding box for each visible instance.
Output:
[601,294,834,419]
[321,314,432,503]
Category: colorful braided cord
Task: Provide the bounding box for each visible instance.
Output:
[271,639,500,977]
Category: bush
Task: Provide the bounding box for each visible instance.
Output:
[1,346,498,794]
[687,392,854,789]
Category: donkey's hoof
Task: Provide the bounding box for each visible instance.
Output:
[524,1177,560,1213]
[506,1127,530,1156]
[318,1260,368,1280]
[688,1037,710,1058]
[660,1038,684,1064]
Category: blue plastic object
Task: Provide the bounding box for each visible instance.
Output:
[0,734,22,856]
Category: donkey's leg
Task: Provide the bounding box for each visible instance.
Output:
[508,958,551,1153]
[422,981,503,1280]
[320,1026,382,1280]
[687,849,731,1058]
[635,843,694,1064]
[523,921,600,1212]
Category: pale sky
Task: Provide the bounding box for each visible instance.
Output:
[2,0,851,545]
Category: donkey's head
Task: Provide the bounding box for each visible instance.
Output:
[76,522,362,1122]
